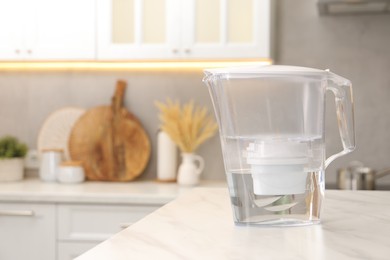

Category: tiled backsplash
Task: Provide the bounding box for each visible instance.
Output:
[0,70,222,181]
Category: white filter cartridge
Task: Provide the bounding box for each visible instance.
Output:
[251,165,307,195]
[246,141,309,195]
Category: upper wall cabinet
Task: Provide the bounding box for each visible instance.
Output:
[0,0,95,60]
[97,0,177,60]
[97,0,272,60]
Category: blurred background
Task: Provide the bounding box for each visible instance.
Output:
[0,0,389,187]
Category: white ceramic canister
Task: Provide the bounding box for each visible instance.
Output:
[39,149,63,182]
[157,131,178,182]
[57,161,85,184]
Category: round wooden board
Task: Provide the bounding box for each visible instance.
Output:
[68,106,151,181]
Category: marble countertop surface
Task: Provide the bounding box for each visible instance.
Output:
[0,178,226,205]
[77,188,390,260]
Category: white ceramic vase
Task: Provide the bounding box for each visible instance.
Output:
[177,153,205,186]
[0,158,24,182]
[157,131,178,182]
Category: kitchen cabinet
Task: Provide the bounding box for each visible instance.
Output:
[57,204,159,259]
[97,0,177,60]
[0,0,95,60]
[0,179,223,260]
[97,0,272,60]
[0,203,56,260]
[0,202,160,260]
[0,179,178,260]
[58,242,98,260]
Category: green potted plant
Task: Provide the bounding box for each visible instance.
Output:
[0,136,28,181]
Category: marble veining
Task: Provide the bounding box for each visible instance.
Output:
[77,188,390,260]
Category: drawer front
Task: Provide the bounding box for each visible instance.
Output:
[57,241,98,260]
[0,202,56,260]
[58,204,160,242]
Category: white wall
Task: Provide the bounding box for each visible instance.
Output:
[275,0,390,186]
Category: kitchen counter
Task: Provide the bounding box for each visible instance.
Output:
[77,188,390,260]
[0,178,226,260]
[0,178,226,205]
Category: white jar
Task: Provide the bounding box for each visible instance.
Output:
[157,131,178,182]
[57,161,85,184]
[39,149,63,182]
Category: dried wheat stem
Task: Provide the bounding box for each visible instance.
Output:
[155,99,218,153]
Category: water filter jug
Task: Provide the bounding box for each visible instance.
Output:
[203,65,355,226]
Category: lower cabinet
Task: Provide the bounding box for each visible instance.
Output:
[0,203,56,260]
[57,242,98,260]
[0,202,162,260]
[57,204,160,259]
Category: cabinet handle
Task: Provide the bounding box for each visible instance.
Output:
[27,49,32,54]
[119,223,132,229]
[15,49,20,54]
[0,210,35,217]
[184,48,191,54]
[172,48,179,54]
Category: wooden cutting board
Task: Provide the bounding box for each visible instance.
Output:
[68,80,151,181]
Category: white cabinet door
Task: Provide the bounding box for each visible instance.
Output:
[57,204,160,260]
[0,0,96,60]
[58,242,98,260]
[181,0,271,59]
[29,0,96,60]
[58,204,159,242]
[97,0,272,60]
[0,0,24,60]
[97,0,178,60]
[0,203,56,260]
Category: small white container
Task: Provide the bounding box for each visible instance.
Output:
[39,149,63,182]
[57,161,85,184]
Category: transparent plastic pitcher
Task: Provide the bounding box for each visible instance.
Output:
[203,65,355,226]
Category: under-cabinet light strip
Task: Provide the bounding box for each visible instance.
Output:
[0,60,272,71]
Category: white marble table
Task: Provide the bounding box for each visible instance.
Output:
[77,188,390,260]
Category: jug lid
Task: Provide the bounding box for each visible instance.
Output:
[204,65,329,78]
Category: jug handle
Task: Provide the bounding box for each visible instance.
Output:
[193,155,205,176]
[325,71,356,168]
